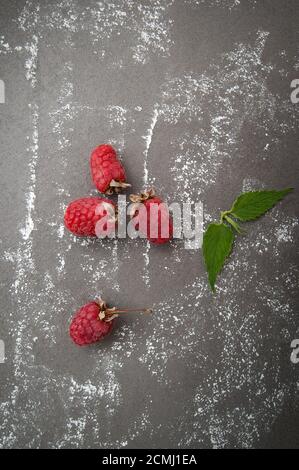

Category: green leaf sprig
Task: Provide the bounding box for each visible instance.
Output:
[202,188,293,292]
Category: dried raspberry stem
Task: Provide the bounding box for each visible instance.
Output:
[130,188,155,203]
[110,308,152,315]
[109,179,131,189]
[96,297,152,322]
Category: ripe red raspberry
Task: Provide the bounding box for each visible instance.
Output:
[70,301,115,346]
[90,144,131,194]
[129,189,173,244]
[70,298,152,346]
[64,197,116,237]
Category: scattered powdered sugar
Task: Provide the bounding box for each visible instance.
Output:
[242,177,266,192]
[0,36,12,54]
[20,103,39,240]
[276,222,298,243]
[185,0,242,9]
[131,1,174,64]
[105,105,128,127]
[17,0,174,64]
[24,35,38,87]
[142,106,159,186]
[17,0,40,31]
[141,106,160,286]
[155,31,282,202]
[254,210,298,257]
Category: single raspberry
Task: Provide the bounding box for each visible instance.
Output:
[64,197,116,237]
[70,297,152,346]
[129,189,173,244]
[70,301,115,346]
[90,144,131,194]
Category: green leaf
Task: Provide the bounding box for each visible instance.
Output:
[203,223,234,292]
[230,188,293,221]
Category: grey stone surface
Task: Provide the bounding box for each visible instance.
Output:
[0,0,299,449]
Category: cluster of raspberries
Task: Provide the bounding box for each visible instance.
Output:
[65,144,172,346]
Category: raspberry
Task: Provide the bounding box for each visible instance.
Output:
[70,297,152,346]
[129,189,173,244]
[64,197,116,237]
[70,301,115,346]
[90,144,131,194]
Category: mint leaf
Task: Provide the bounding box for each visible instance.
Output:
[230,188,293,221]
[203,223,234,292]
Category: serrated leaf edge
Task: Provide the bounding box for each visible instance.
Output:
[230,188,293,222]
[203,223,234,292]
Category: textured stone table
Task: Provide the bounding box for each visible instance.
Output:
[0,0,298,448]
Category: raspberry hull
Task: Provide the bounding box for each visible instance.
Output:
[90,144,130,194]
[64,197,116,237]
[70,302,115,346]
